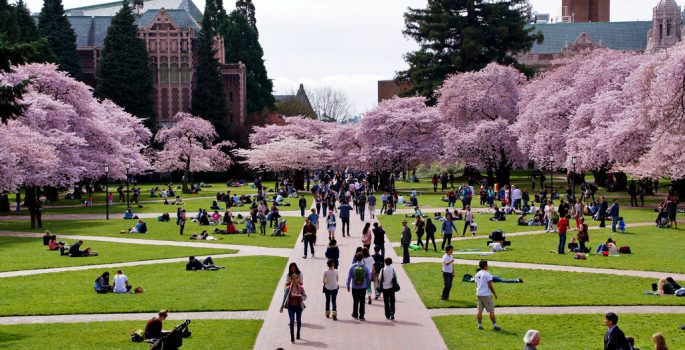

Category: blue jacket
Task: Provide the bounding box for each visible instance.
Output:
[608,203,620,218]
[338,204,351,218]
[441,219,458,235]
[346,262,371,289]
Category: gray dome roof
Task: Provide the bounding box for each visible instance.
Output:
[656,0,680,12]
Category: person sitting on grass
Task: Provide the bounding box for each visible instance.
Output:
[144,310,170,341]
[517,213,527,226]
[190,230,210,240]
[42,230,52,245]
[48,235,61,251]
[211,210,221,224]
[657,277,682,295]
[173,196,183,205]
[113,270,132,293]
[94,271,112,293]
[67,240,93,257]
[129,220,148,234]
[158,213,170,222]
[210,200,220,210]
[490,205,506,221]
[186,256,224,271]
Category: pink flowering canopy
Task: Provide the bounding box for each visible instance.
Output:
[0,64,152,191]
[236,136,333,172]
[155,112,233,174]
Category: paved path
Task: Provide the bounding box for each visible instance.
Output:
[254,206,448,350]
[0,311,266,325]
[411,257,685,280]
[428,305,685,317]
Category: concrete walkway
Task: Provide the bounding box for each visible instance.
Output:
[428,305,685,317]
[411,257,685,280]
[254,205,448,350]
[0,311,266,325]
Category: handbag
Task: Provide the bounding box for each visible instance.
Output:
[391,275,400,293]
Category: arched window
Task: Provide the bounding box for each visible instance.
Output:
[181,63,190,83]
[170,63,179,83]
[160,64,169,83]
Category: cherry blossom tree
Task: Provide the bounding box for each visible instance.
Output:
[436,63,526,184]
[155,112,233,193]
[236,136,332,172]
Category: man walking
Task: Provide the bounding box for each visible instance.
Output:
[463,205,474,237]
[608,200,620,233]
[441,245,455,302]
[347,253,371,320]
[372,222,386,257]
[475,260,501,331]
[598,196,608,228]
[512,186,522,210]
[357,193,367,221]
[401,219,411,264]
[557,215,570,254]
[441,215,458,250]
[338,201,351,237]
[367,192,376,219]
[298,196,307,217]
[302,218,316,259]
[603,312,630,350]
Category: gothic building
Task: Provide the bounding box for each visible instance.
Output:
[646,0,683,53]
[61,0,246,128]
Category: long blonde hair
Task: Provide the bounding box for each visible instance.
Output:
[657,278,670,295]
[652,332,669,350]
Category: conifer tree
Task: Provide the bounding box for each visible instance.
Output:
[0,0,19,41]
[14,0,40,43]
[397,0,542,103]
[191,0,230,140]
[38,0,82,80]
[222,9,274,113]
[235,0,256,32]
[96,0,154,131]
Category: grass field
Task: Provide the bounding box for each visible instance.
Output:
[397,226,685,274]
[0,216,305,248]
[434,313,685,350]
[0,236,236,272]
[0,319,263,349]
[0,256,287,316]
[404,263,684,309]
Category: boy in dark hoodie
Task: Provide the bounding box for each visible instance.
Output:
[325,239,340,269]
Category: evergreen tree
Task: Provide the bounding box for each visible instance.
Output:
[191,0,230,140]
[38,0,82,80]
[0,0,19,41]
[0,38,38,123]
[96,0,154,131]
[14,0,40,43]
[235,0,256,32]
[222,10,274,113]
[397,0,542,103]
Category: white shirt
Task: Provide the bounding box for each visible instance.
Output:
[113,274,129,293]
[512,188,522,200]
[442,254,454,273]
[363,256,375,272]
[323,269,338,290]
[464,210,474,221]
[397,196,405,204]
[380,266,396,289]
[475,270,493,296]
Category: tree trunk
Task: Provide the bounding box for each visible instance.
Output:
[486,168,495,187]
[495,166,511,187]
[182,158,191,194]
[73,185,82,200]
[294,169,305,191]
[592,168,609,187]
[0,192,10,212]
[378,171,392,192]
[26,186,38,229]
[672,179,685,202]
[44,187,59,203]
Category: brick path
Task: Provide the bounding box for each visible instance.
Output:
[254,205,448,350]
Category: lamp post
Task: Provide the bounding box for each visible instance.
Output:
[104,164,109,220]
[549,155,555,202]
[571,156,577,200]
[125,162,131,210]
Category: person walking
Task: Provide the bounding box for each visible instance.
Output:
[326,211,337,241]
[178,209,186,235]
[523,330,541,350]
[361,222,372,250]
[378,257,397,320]
[367,192,377,219]
[280,274,307,343]
[357,193,367,221]
[475,260,501,331]
[372,222,386,257]
[557,214,570,254]
[315,194,322,215]
[413,215,425,249]
[338,201,351,237]
[441,245,455,302]
[603,312,630,350]
[425,218,438,252]
[608,200,620,233]
[322,259,339,320]
[628,181,638,207]
[544,201,557,233]
[463,205,474,237]
[302,218,316,259]
[598,196,608,228]
[401,219,411,264]
[432,174,439,192]
[441,214,458,250]
[325,240,340,270]
[371,246,384,300]
[347,253,372,320]
[298,196,307,217]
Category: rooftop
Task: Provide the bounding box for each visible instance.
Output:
[67,0,203,23]
[529,21,653,53]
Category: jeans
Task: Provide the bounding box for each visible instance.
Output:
[630,195,638,207]
[463,221,471,236]
[303,236,315,257]
[351,288,366,318]
[425,234,437,252]
[447,199,455,208]
[179,223,185,235]
[558,233,566,254]
[513,199,521,210]
[369,206,375,219]
[341,217,350,236]
[359,205,365,221]
[324,288,338,311]
[441,272,453,300]
[300,207,305,217]
[287,305,302,339]
[316,203,321,215]
[416,232,424,248]
[402,244,410,263]
[546,219,555,232]
[322,204,328,217]
[612,216,618,232]
[493,276,520,283]
[441,234,452,250]
[382,289,396,318]
[599,213,606,228]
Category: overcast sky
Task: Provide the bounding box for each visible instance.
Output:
[24,0,670,114]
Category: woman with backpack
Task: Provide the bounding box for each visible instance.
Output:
[280,274,307,343]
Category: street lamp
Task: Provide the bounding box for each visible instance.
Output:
[571,156,577,200]
[549,155,555,202]
[104,164,110,220]
[125,162,131,210]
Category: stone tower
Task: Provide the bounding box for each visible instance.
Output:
[561,0,610,23]
[646,0,683,53]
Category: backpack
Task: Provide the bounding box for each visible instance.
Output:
[462,273,474,282]
[353,265,366,286]
[130,329,144,342]
[619,246,631,254]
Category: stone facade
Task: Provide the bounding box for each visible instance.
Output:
[646,0,683,53]
[561,0,610,23]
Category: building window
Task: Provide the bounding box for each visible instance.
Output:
[667,20,672,37]
[170,63,179,83]
[181,63,190,83]
[160,64,169,83]
[150,64,157,84]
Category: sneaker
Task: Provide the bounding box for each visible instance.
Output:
[302,256,307,259]
[359,317,366,321]
[478,325,484,330]
[390,315,395,320]
[493,325,502,331]
[351,314,358,319]
[518,278,523,283]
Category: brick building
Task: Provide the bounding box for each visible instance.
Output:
[61,0,246,129]
[561,0,610,23]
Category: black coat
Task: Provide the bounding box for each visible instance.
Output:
[604,326,630,350]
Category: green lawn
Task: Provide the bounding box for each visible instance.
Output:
[434,314,685,350]
[398,226,685,274]
[0,319,262,349]
[0,256,286,316]
[0,236,236,272]
[0,216,305,248]
[405,263,684,309]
